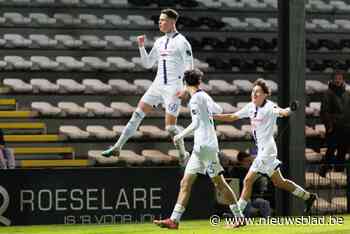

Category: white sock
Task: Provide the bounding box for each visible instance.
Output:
[237,198,248,212]
[113,108,145,150]
[229,203,244,218]
[292,184,310,200]
[170,203,185,223]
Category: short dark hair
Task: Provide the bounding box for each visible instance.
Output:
[253,78,271,96]
[161,8,179,21]
[184,69,203,86]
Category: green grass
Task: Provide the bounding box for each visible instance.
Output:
[1,215,349,234]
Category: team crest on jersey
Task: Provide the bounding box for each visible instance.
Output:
[168,103,178,112]
[191,109,197,115]
[186,50,192,56]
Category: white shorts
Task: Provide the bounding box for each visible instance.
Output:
[140,81,182,117]
[250,139,281,177]
[249,156,281,177]
[184,146,224,178]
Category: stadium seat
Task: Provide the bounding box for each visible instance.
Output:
[233,80,253,93]
[54,13,81,26]
[83,79,112,93]
[110,102,135,116]
[220,149,240,166]
[58,102,89,116]
[305,148,323,162]
[81,57,110,70]
[30,79,59,93]
[59,125,90,139]
[216,125,246,139]
[31,102,61,116]
[29,13,56,26]
[107,57,135,70]
[80,35,107,49]
[56,79,85,93]
[103,14,130,26]
[142,150,177,165]
[217,102,237,113]
[113,125,143,139]
[55,35,82,48]
[4,56,32,69]
[56,56,85,70]
[305,126,319,138]
[133,79,152,93]
[139,125,169,139]
[3,78,33,92]
[108,79,137,94]
[4,12,31,25]
[86,125,116,139]
[30,34,57,48]
[208,80,238,94]
[105,35,133,48]
[84,102,116,116]
[305,172,331,188]
[30,56,59,70]
[4,34,31,47]
[79,14,106,26]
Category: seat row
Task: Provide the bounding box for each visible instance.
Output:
[3,78,277,94]
[0,56,208,71]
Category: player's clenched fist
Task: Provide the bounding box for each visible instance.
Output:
[137,35,145,47]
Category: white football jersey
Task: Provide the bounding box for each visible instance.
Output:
[139,32,193,85]
[189,90,223,152]
[235,100,280,157]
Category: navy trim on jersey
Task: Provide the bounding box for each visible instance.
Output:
[172,32,179,38]
[164,38,170,49]
[163,60,167,84]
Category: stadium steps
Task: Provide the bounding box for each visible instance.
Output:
[17,159,94,168]
[4,134,65,142]
[0,98,16,110]
[0,110,38,118]
[0,122,47,134]
[13,146,74,155]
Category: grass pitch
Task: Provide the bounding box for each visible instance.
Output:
[0,215,349,234]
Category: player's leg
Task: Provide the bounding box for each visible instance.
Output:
[164,88,189,163]
[3,148,15,169]
[154,152,203,229]
[165,113,189,163]
[0,148,7,169]
[101,83,162,157]
[153,173,197,229]
[101,101,152,157]
[270,168,317,213]
[237,170,258,213]
[211,174,244,219]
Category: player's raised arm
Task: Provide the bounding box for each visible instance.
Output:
[138,35,158,69]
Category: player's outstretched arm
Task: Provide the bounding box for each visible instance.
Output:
[273,100,299,117]
[173,118,200,144]
[213,113,239,122]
